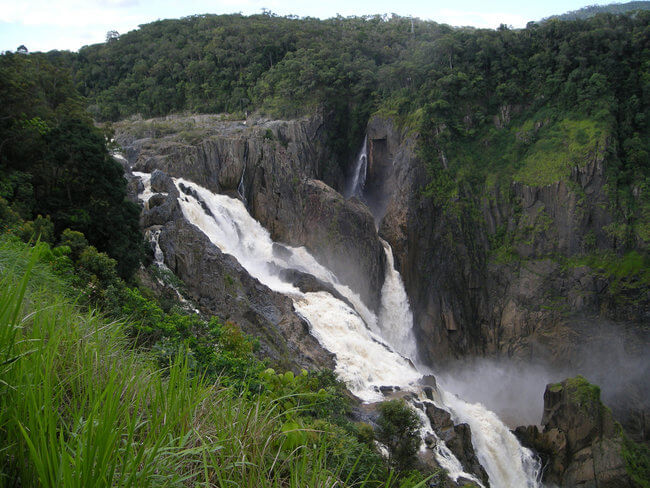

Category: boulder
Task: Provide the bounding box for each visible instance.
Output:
[516,376,636,487]
[424,403,489,485]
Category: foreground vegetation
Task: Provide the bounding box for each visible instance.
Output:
[0,236,437,487]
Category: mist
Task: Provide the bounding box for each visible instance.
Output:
[435,322,649,433]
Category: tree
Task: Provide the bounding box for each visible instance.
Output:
[105,30,119,43]
[375,399,422,471]
[16,45,28,54]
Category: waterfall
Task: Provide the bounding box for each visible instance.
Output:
[237,165,247,203]
[346,136,368,198]
[136,173,542,488]
[440,390,543,488]
[377,238,418,361]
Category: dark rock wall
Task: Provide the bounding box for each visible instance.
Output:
[116,115,386,312]
[515,378,636,487]
[370,114,647,366]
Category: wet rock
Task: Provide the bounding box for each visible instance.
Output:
[516,377,635,487]
[420,374,438,389]
[424,403,489,485]
[295,179,386,311]
[147,193,167,209]
[150,168,175,193]
[278,268,356,310]
[141,193,180,228]
[156,217,334,371]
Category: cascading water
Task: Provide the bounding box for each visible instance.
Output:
[346,136,368,198]
[377,238,418,361]
[135,172,542,488]
[237,165,247,203]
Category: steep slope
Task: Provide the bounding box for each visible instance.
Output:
[364,113,648,444]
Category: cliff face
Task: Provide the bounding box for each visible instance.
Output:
[369,115,648,442]
[370,114,647,362]
[515,377,637,487]
[115,114,389,370]
[116,114,386,312]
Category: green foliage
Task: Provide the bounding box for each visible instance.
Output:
[514,119,607,186]
[0,234,397,488]
[376,399,423,472]
[0,53,143,279]
[563,251,650,309]
[545,2,650,22]
[565,375,602,406]
[622,433,650,488]
[16,214,55,244]
[59,228,89,260]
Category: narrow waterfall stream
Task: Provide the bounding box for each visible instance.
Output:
[136,172,542,488]
[346,136,368,198]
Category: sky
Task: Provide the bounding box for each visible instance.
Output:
[0,0,612,53]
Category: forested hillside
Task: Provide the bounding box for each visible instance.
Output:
[544,1,650,21]
[37,10,650,281]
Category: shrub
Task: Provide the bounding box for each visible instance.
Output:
[376,399,423,472]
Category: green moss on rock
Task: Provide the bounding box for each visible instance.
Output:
[565,375,601,407]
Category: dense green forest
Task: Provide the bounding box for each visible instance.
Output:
[0,53,142,278]
[544,1,650,21]
[27,9,650,259]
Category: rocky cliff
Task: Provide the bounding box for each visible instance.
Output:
[367,114,648,442]
[116,114,386,313]
[515,377,641,487]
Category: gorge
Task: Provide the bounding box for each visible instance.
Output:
[114,109,646,487]
[1,8,648,487]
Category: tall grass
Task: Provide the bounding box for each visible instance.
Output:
[0,239,375,487]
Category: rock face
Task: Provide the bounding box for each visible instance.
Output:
[135,169,334,371]
[515,377,635,487]
[157,217,334,370]
[424,403,489,485]
[116,114,386,312]
[367,114,648,437]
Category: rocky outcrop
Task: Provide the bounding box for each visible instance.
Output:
[134,170,334,371]
[515,377,636,487]
[116,114,387,312]
[424,403,489,485]
[351,390,487,488]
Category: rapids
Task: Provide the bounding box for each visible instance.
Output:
[135,171,543,488]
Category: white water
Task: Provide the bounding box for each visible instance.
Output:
[346,136,368,198]
[414,400,485,487]
[377,239,418,361]
[136,172,542,488]
[440,390,542,488]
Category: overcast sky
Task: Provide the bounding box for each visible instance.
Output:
[1,0,610,53]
